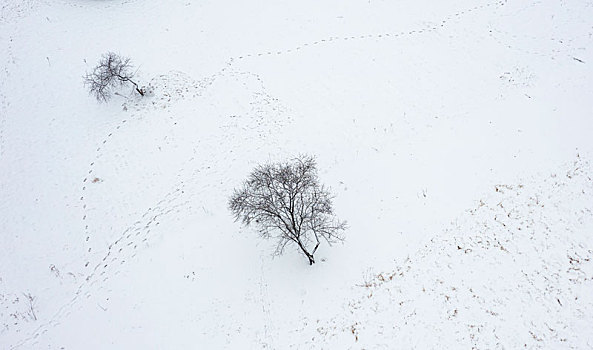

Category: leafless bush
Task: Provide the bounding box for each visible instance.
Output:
[23,293,37,321]
[84,52,144,102]
[229,155,346,265]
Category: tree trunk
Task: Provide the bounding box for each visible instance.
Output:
[116,75,144,96]
[130,81,144,96]
[296,239,315,265]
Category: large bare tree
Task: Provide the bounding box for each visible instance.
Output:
[229,155,346,265]
[84,52,144,102]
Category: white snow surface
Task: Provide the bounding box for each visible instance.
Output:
[1,0,592,348]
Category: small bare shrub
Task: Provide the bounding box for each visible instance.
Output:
[23,293,37,321]
[84,52,144,102]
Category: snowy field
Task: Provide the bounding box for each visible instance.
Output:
[1,0,592,348]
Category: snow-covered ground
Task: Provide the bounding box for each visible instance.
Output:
[1,0,592,348]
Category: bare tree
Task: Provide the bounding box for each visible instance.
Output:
[84,52,144,102]
[229,155,346,265]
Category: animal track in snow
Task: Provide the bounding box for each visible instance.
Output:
[225,1,502,66]
[488,27,583,61]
